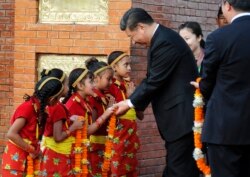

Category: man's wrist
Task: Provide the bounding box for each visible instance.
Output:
[127,99,134,108]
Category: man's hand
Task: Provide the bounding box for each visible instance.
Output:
[113,100,130,116]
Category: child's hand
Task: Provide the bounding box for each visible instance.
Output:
[107,95,116,108]
[70,117,85,131]
[103,106,117,120]
[126,82,135,97]
[69,115,79,121]
[29,152,40,159]
[29,144,41,159]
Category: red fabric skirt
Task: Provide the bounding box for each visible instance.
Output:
[2,141,28,173]
[88,143,109,177]
[1,169,24,177]
[110,119,140,176]
[39,148,74,177]
[2,141,41,176]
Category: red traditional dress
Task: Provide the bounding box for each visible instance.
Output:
[65,92,92,177]
[109,79,140,177]
[88,89,110,176]
[2,97,41,177]
[39,102,74,177]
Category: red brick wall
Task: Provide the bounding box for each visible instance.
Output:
[133,0,219,36]
[0,0,220,176]
[0,0,14,172]
[13,0,132,105]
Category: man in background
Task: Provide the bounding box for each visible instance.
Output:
[191,0,250,176]
[217,5,228,27]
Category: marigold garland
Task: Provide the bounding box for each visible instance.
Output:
[102,113,117,177]
[193,77,211,177]
[73,116,89,177]
[26,101,40,177]
[26,155,34,177]
[34,158,40,176]
[81,116,89,176]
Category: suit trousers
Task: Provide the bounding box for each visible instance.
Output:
[207,143,250,177]
[162,132,200,177]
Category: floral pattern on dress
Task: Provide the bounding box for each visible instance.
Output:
[110,119,140,176]
[39,148,74,177]
[2,142,28,172]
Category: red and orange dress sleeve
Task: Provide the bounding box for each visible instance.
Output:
[109,78,140,176]
[40,102,74,177]
[65,92,92,176]
[2,98,40,175]
[88,89,110,176]
[44,103,69,137]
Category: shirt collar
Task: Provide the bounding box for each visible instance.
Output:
[153,24,159,36]
[231,12,250,23]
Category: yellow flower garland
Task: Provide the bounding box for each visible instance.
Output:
[26,102,40,177]
[193,78,211,177]
[73,116,89,177]
[26,155,34,177]
[102,113,117,177]
[26,155,40,177]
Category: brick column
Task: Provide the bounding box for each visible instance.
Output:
[0,0,14,172]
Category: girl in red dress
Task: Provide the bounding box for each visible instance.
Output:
[39,68,84,177]
[107,51,144,177]
[63,68,115,176]
[85,57,114,176]
[1,76,64,177]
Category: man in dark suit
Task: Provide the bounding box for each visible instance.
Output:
[115,8,199,177]
[191,0,250,176]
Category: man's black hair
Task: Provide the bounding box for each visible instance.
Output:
[120,8,154,31]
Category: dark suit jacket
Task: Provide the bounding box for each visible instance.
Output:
[200,16,250,145]
[130,25,198,142]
